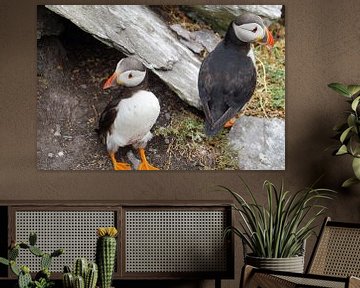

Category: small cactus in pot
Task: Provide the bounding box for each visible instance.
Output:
[62,259,98,288]
[85,262,98,288]
[96,227,118,288]
[62,266,74,288]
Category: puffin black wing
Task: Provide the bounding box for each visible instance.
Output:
[97,98,120,144]
[198,43,257,136]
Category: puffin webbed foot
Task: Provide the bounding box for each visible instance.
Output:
[137,148,159,170]
[110,153,131,170]
[224,117,237,128]
[224,112,243,128]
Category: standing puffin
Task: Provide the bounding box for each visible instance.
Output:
[98,57,160,170]
[198,13,274,136]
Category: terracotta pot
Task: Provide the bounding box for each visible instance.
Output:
[245,254,305,273]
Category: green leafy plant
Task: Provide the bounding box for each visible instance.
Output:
[328,83,360,187]
[0,232,63,288]
[33,278,54,288]
[223,179,335,258]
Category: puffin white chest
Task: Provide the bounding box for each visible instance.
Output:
[247,47,256,66]
[110,90,160,147]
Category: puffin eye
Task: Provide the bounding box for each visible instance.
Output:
[128,73,133,79]
[252,27,258,33]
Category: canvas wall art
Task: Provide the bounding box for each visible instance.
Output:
[37,5,285,170]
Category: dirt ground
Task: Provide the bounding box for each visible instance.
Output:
[37,19,210,170]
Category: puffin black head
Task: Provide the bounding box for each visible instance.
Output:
[103,57,147,89]
[226,13,274,48]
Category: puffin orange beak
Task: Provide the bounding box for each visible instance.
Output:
[264,28,274,48]
[103,72,117,89]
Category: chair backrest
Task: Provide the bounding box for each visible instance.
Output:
[307,217,360,278]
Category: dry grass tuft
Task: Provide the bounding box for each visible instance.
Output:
[155,109,238,170]
[150,5,210,31]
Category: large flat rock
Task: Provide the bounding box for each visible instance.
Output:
[46,5,202,109]
[184,5,282,33]
[229,116,285,170]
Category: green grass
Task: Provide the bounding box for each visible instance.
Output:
[155,109,238,170]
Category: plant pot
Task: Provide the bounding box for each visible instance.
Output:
[245,254,305,273]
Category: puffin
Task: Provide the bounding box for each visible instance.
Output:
[198,13,274,136]
[98,57,160,170]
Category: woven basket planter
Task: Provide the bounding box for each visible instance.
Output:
[245,254,305,273]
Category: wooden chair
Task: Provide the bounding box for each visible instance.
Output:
[241,217,360,288]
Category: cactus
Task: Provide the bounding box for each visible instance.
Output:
[19,243,30,249]
[62,265,74,288]
[74,258,88,279]
[63,260,98,288]
[96,227,118,288]
[41,253,52,270]
[74,275,85,288]
[10,260,20,276]
[29,245,44,257]
[18,267,32,288]
[35,268,51,282]
[85,263,98,288]
[63,272,74,288]
[29,232,37,246]
[0,232,64,288]
[0,257,9,266]
[64,265,72,273]
[9,246,19,260]
[51,248,64,258]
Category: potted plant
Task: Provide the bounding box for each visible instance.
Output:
[223,179,334,273]
[62,258,98,288]
[61,227,117,288]
[328,82,360,187]
[0,232,64,288]
[96,227,118,288]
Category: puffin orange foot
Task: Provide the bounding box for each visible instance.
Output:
[138,162,159,170]
[224,117,237,128]
[113,162,132,170]
[110,153,131,171]
[137,148,159,170]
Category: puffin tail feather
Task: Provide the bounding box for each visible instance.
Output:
[205,107,238,137]
[205,122,223,137]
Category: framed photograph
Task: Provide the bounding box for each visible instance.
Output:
[37,5,285,170]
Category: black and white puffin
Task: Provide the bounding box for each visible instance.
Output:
[198,13,274,136]
[98,57,160,170]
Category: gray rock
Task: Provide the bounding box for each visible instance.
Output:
[54,124,61,137]
[184,5,282,34]
[228,116,285,170]
[179,38,203,54]
[192,29,221,53]
[46,5,202,109]
[170,24,192,41]
[170,24,221,54]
